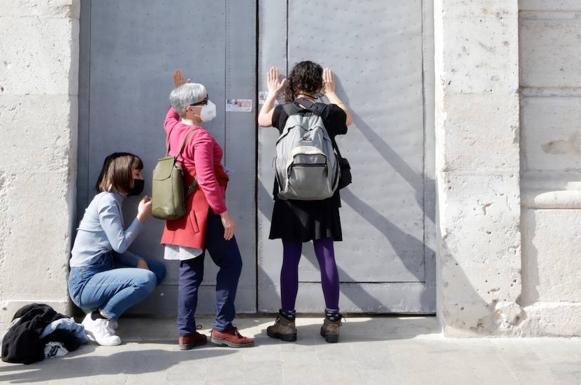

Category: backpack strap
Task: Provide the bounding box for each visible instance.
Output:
[282,98,321,116]
[294,98,324,114]
[295,97,316,110]
[330,134,344,158]
[282,102,302,116]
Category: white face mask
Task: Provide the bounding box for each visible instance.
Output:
[200,100,216,122]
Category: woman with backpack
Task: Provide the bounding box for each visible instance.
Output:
[160,70,254,350]
[68,152,166,346]
[258,61,353,343]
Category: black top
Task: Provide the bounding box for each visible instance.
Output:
[269,101,348,242]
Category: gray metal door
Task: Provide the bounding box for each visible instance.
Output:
[257,0,436,313]
[78,0,257,315]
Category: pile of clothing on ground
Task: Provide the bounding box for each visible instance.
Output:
[1,303,88,364]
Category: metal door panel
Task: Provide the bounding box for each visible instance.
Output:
[258,0,435,313]
[78,0,256,315]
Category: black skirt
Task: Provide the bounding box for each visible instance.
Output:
[269,191,342,242]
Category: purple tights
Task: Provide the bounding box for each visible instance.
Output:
[280,238,340,312]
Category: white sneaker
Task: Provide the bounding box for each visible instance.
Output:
[82,313,122,346]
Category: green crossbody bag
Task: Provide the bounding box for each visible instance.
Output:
[151,129,197,220]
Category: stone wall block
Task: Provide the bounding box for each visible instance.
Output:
[439,93,520,172]
[521,209,581,304]
[0,0,79,19]
[438,2,519,94]
[520,303,581,336]
[520,15,581,88]
[437,173,523,335]
[438,173,522,290]
[0,17,78,95]
[0,95,77,171]
[521,96,581,172]
[1,170,72,295]
[520,0,581,11]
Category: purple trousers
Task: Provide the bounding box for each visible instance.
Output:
[280,238,340,312]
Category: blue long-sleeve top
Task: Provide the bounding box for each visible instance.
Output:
[69,192,142,267]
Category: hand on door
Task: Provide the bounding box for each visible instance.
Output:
[322,68,336,95]
[267,66,287,97]
[321,68,353,126]
[173,68,191,87]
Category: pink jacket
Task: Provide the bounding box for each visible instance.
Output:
[164,107,227,214]
[160,107,229,249]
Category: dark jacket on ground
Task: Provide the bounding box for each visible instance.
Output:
[1,304,69,364]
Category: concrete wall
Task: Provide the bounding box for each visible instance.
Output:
[434,0,524,336]
[518,0,581,336]
[0,0,79,329]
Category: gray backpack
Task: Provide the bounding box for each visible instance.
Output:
[274,100,340,200]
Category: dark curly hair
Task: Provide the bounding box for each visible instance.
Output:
[284,61,323,102]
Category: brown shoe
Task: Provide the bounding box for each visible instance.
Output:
[178,332,208,350]
[210,327,254,348]
[320,316,342,343]
[266,314,297,342]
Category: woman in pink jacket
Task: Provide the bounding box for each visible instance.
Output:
[161,70,254,350]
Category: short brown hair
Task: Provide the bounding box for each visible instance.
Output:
[96,152,143,193]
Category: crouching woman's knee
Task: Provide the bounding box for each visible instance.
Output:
[134,270,158,295]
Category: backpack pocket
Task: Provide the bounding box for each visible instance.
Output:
[283,153,334,200]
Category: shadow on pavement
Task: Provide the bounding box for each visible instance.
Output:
[0,345,234,384]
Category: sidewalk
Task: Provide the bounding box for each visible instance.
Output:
[0,317,579,385]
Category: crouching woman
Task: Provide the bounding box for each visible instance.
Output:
[68,153,166,346]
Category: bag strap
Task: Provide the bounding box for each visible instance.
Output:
[176,129,195,157]
[166,125,196,157]
[166,128,198,195]
[165,124,176,154]
[330,134,344,159]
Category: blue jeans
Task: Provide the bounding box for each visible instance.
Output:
[178,212,243,335]
[68,251,166,320]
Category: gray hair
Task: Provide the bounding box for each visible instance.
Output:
[169,83,208,117]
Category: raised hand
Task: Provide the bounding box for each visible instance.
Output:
[173,68,190,87]
[322,68,336,95]
[267,66,287,96]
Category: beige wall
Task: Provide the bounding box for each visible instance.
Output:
[434,0,524,336]
[0,0,79,330]
[434,0,580,336]
[519,0,581,336]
